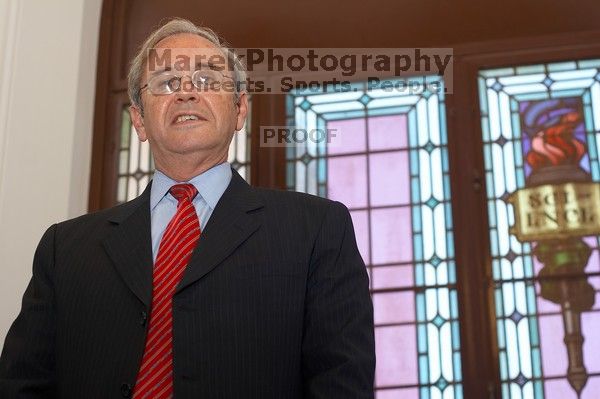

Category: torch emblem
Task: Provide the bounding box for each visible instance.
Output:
[507,98,600,397]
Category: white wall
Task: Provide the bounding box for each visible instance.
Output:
[0,0,102,345]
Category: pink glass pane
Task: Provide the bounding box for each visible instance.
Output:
[375,325,418,386]
[588,276,600,311]
[582,235,598,248]
[533,253,543,276]
[536,297,561,314]
[368,114,408,151]
[582,377,600,399]
[376,388,419,399]
[369,151,410,207]
[582,310,600,373]
[327,155,367,208]
[372,265,414,290]
[543,377,600,399]
[350,210,370,264]
[544,379,579,399]
[539,314,568,377]
[373,291,416,324]
[536,285,561,314]
[370,207,413,264]
[585,249,600,274]
[327,118,366,155]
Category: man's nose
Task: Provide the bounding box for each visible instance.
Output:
[175,76,199,103]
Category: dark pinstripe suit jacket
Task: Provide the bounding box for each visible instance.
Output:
[0,168,375,398]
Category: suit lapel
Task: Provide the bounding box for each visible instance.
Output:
[100,168,264,303]
[176,168,264,294]
[102,184,154,307]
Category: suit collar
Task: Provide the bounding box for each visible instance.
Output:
[102,168,263,306]
[105,167,262,223]
[150,162,233,211]
[106,181,153,225]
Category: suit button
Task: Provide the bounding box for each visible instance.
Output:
[121,383,132,397]
[140,310,148,326]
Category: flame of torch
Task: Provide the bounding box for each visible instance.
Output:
[527,112,585,169]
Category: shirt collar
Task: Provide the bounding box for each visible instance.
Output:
[150,162,232,210]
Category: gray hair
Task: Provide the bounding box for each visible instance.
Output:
[127,18,246,111]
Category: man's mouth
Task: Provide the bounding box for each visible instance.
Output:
[172,113,206,125]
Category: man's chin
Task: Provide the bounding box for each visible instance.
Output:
[169,121,206,131]
[165,141,220,157]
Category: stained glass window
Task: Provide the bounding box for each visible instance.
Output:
[287,77,462,399]
[117,107,154,203]
[479,59,600,399]
[116,98,252,203]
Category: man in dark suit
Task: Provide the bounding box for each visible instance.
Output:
[0,18,375,398]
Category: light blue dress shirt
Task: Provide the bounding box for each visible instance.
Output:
[149,162,232,262]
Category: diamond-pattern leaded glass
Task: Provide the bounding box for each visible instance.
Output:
[287,77,462,399]
[479,59,600,399]
[116,98,252,203]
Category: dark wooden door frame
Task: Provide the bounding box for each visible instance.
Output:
[89,0,128,211]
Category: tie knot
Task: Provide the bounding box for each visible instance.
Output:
[169,183,198,204]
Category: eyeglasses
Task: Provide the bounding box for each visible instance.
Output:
[139,69,235,95]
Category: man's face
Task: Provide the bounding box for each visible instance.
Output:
[129,33,247,165]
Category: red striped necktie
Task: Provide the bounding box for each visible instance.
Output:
[133,183,201,399]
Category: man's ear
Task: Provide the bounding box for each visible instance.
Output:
[235,92,249,131]
[129,104,148,141]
